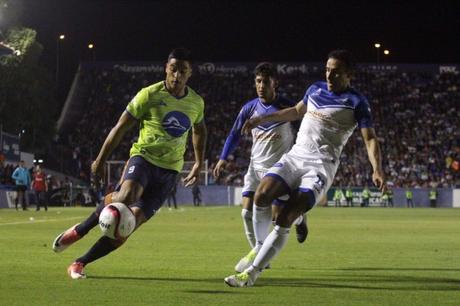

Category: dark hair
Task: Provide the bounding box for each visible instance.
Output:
[168,48,192,63]
[328,49,355,72]
[254,62,278,80]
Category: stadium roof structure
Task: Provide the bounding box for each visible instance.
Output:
[0,41,14,56]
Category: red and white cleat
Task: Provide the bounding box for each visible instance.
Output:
[52,224,81,253]
[67,262,86,279]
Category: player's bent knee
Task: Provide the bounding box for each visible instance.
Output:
[113,189,141,206]
[297,189,316,212]
[275,210,299,227]
[254,190,272,207]
[112,180,144,206]
[257,177,289,204]
[104,192,115,205]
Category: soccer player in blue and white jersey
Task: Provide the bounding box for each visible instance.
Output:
[225,50,386,287]
[213,62,307,273]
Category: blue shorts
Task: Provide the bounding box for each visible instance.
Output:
[117,156,178,219]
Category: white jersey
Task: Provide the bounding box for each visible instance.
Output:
[290,81,373,163]
[266,82,373,203]
[219,96,297,170]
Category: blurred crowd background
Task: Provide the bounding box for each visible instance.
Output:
[4,62,457,190]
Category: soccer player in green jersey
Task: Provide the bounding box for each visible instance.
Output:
[52,48,207,279]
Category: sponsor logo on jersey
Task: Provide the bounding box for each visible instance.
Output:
[162,111,191,137]
[254,131,281,142]
[308,110,332,121]
[128,166,135,174]
[273,162,284,167]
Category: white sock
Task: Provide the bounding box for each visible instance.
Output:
[293,214,304,226]
[241,209,256,248]
[252,205,272,251]
[251,225,290,271]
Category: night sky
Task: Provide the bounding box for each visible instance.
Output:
[1,0,459,90]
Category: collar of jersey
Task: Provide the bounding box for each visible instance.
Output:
[163,81,189,100]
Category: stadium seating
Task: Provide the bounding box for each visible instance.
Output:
[52,62,459,189]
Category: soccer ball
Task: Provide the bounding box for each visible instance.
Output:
[99,202,136,239]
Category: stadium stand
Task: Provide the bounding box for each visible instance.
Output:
[54,62,460,189]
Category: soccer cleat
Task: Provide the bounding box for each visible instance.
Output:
[224,271,258,287]
[295,214,308,243]
[67,262,86,279]
[53,224,82,253]
[234,249,257,273]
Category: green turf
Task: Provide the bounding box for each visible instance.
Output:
[0,206,459,306]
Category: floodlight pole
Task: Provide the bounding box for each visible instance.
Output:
[55,37,60,87]
[56,35,65,90]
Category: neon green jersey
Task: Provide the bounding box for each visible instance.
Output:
[333,189,343,200]
[126,81,204,172]
[362,188,371,198]
[405,191,413,199]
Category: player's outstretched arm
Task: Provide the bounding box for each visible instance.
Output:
[361,127,386,192]
[213,106,248,178]
[91,111,138,179]
[184,120,207,187]
[242,100,307,135]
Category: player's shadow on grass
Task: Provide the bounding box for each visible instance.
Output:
[338,267,460,272]
[90,275,247,294]
[260,273,459,291]
[91,275,226,284]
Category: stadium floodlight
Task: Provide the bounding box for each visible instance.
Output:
[384,49,390,55]
[88,43,94,49]
[374,43,383,63]
[59,34,65,40]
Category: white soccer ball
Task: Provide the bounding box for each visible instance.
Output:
[99,202,136,239]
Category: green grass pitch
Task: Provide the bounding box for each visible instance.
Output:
[0,206,459,305]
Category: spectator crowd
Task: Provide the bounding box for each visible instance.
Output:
[49,62,459,189]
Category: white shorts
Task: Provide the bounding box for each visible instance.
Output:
[242,166,267,197]
[265,153,337,205]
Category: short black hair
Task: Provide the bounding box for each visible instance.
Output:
[254,62,278,80]
[328,49,355,72]
[168,48,192,63]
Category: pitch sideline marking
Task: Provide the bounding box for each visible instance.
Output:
[0,205,231,225]
[0,216,86,226]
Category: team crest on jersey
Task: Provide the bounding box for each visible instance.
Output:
[162,111,191,137]
[273,162,284,167]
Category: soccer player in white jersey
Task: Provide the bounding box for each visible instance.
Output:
[225,50,386,287]
[213,62,307,273]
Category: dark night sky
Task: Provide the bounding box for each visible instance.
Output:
[2,0,460,92]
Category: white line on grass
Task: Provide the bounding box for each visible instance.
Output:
[1,206,230,225]
[0,216,86,226]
